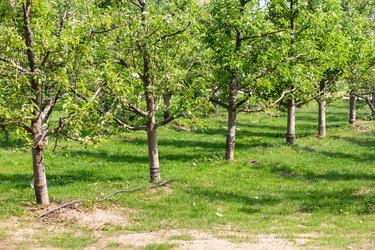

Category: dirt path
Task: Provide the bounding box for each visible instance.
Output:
[0,207,373,249]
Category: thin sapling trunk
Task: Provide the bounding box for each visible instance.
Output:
[286,99,296,145]
[147,115,160,183]
[317,99,327,137]
[225,73,238,161]
[349,93,356,124]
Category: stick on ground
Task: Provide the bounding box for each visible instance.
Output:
[36,179,177,218]
[36,199,86,219]
[150,179,177,189]
[98,188,143,202]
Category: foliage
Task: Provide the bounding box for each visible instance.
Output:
[343,0,375,111]
[92,0,209,129]
[267,0,351,105]
[203,0,289,110]
[0,0,106,142]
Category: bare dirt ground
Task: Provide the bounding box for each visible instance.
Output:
[0,206,373,249]
[355,120,374,133]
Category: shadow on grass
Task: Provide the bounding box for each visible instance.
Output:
[296,145,375,163]
[262,162,375,181]
[192,123,286,138]
[69,149,212,164]
[67,136,276,165]
[185,187,280,214]
[0,169,125,189]
[285,189,375,214]
[186,185,374,215]
[303,171,375,181]
[331,136,375,148]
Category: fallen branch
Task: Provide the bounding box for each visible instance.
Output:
[99,179,177,201]
[36,199,86,219]
[150,179,177,189]
[36,179,177,218]
[98,188,143,202]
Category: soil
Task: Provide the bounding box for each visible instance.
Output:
[0,206,373,250]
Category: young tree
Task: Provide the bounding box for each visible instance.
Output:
[268,0,349,143]
[204,0,294,160]
[343,0,375,119]
[0,0,103,204]
[93,0,206,182]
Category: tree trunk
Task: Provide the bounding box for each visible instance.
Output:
[371,91,375,117]
[147,117,160,183]
[23,1,49,205]
[32,120,49,205]
[212,86,219,116]
[317,99,327,137]
[286,100,296,145]
[349,94,356,124]
[163,92,172,120]
[226,108,237,161]
[225,73,238,161]
[145,76,160,182]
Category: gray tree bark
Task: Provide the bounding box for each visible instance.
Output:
[32,129,49,205]
[226,108,237,161]
[163,92,172,120]
[286,100,296,145]
[317,99,326,137]
[349,94,356,124]
[211,86,219,116]
[225,73,238,161]
[147,116,160,183]
[144,75,161,182]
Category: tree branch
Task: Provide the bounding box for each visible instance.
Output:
[130,0,142,9]
[237,88,296,114]
[45,113,75,138]
[89,82,107,102]
[112,116,147,131]
[235,98,250,109]
[91,26,120,35]
[43,91,61,122]
[157,113,184,127]
[241,29,285,41]
[43,81,107,140]
[354,94,375,113]
[98,188,142,202]
[153,22,191,45]
[128,104,149,117]
[0,56,32,74]
[0,119,32,133]
[295,72,342,107]
[36,199,86,219]
[209,97,229,109]
[23,0,36,73]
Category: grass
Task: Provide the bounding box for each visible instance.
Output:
[39,231,98,248]
[139,243,178,250]
[106,241,122,248]
[0,100,374,249]
[168,234,194,241]
[0,231,8,241]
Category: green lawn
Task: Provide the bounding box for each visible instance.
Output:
[0,100,374,248]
